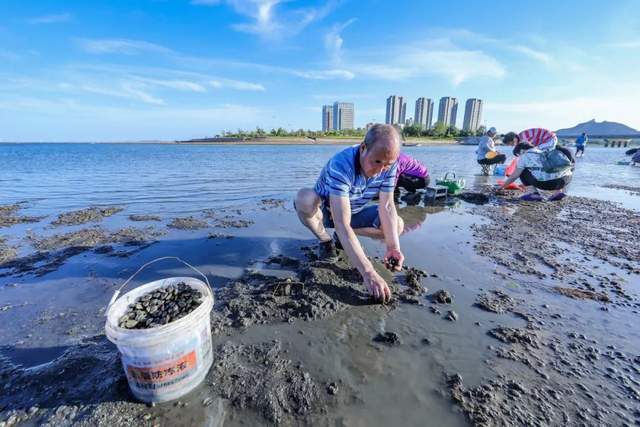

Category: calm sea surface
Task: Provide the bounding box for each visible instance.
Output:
[1,143,638,217]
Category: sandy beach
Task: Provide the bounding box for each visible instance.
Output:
[1,172,639,426]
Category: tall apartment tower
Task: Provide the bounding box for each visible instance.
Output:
[438,97,458,127]
[385,95,405,125]
[333,102,354,130]
[463,98,483,132]
[322,105,334,131]
[414,97,434,129]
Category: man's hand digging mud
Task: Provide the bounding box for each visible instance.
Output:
[364,270,391,303]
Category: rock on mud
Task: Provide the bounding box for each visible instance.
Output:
[118,282,203,329]
[457,192,490,205]
[52,206,123,226]
[431,289,453,304]
[373,332,401,346]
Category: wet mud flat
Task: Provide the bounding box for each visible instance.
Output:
[1,194,639,426]
[0,204,44,229]
[449,195,640,425]
[0,227,164,277]
[0,251,432,427]
[0,204,258,278]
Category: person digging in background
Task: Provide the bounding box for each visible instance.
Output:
[497,141,575,201]
[476,127,506,175]
[294,124,404,303]
[394,152,430,201]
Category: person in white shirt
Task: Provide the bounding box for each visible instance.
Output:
[476,127,506,175]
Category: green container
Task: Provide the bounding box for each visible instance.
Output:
[436,172,466,195]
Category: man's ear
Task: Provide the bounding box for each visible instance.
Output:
[359,142,366,153]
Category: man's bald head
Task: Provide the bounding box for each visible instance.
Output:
[364,124,401,152]
[359,124,401,178]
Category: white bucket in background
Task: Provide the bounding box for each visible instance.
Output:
[105,258,214,403]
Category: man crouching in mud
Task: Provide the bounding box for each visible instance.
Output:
[295,124,404,303]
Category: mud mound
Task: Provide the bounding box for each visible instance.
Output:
[602,184,640,196]
[52,206,123,226]
[554,287,610,302]
[0,204,44,228]
[0,237,17,265]
[167,216,209,230]
[1,227,161,276]
[488,327,541,349]
[258,198,286,210]
[212,254,425,332]
[475,290,520,313]
[128,214,161,222]
[209,340,326,424]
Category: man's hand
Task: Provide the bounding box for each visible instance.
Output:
[383,247,404,272]
[363,270,391,303]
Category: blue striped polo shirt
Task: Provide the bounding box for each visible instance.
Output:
[314,145,397,214]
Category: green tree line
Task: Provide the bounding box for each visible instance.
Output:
[221,124,486,139]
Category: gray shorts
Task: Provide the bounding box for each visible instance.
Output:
[321,201,380,229]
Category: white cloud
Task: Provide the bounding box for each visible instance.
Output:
[486,90,640,132]
[507,45,552,64]
[348,46,506,86]
[433,28,554,66]
[193,0,337,38]
[293,69,355,80]
[56,81,165,105]
[210,78,265,91]
[325,18,356,62]
[27,13,72,24]
[76,38,173,55]
[134,78,207,92]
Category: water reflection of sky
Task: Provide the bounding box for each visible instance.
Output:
[1,144,638,218]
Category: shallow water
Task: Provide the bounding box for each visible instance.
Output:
[2,143,638,217]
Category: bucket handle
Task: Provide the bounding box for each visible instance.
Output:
[106,256,211,313]
[443,171,456,180]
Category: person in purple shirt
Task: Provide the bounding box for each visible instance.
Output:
[395,152,430,196]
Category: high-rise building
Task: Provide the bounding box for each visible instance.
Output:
[463,98,483,132]
[438,97,458,127]
[385,95,405,125]
[414,97,434,129]
[333,102,354,130]
[322,105,333,131]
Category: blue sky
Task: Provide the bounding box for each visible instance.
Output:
[1,0,640,141]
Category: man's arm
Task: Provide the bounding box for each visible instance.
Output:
[378,191,404,270]
[330,195,391,302]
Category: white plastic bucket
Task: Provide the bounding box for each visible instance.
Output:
[105,257,214,403]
